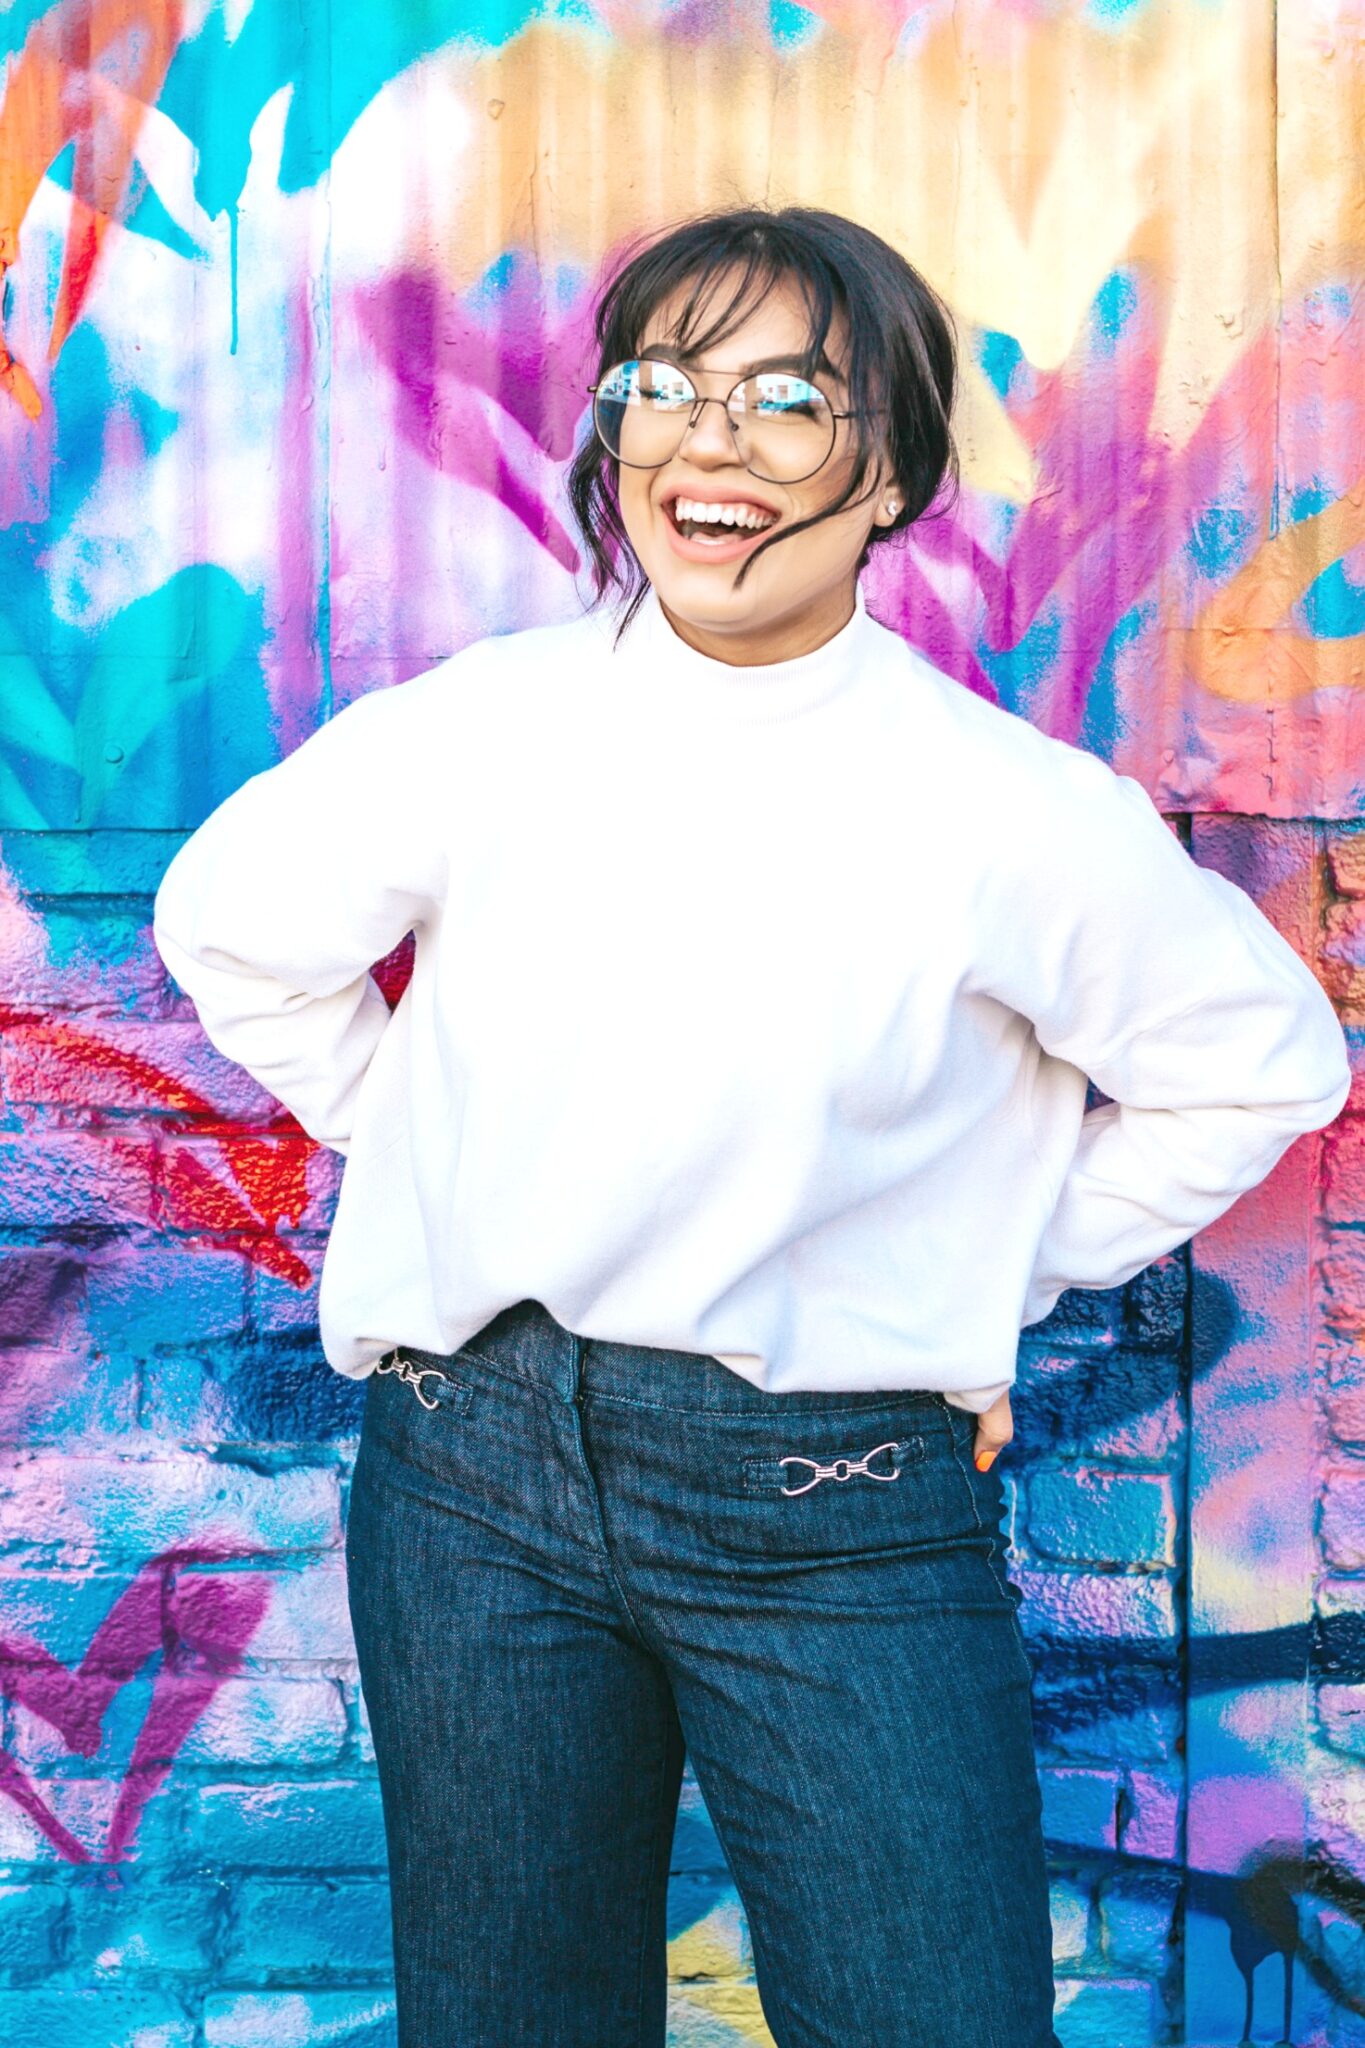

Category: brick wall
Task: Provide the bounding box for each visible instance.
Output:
[0,821,1359,2046]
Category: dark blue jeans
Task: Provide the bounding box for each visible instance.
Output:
[344,1300,1062,2048]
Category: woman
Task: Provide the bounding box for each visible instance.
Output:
[152,206,1351,2047]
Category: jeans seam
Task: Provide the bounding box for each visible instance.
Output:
[582,1387,953,1420]
[566,1334,670,1660]
[392,1341,508,1378]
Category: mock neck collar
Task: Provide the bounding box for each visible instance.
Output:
[609,581,873,724]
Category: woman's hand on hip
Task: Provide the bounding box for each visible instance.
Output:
[973,1389,1013,1472]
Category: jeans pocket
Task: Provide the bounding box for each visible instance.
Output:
[363,1345,478,1485]
[699,1401,988,1564]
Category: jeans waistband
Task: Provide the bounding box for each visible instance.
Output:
[414,1299,953,1418]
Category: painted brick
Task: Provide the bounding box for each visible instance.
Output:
[1324,898,1365,1004]
[157,1135,336,1234]
[1313,1769,1365,1887]
[668,1984,774,2044]
[220,1878,393,1977]
[109,1782,192,1871]
[1014,1566,1178,1649]
[1323,1119,1365,1222]
[1321,1232,1365,1336]
[0,1019,278,1123]
[1031,1689,1181,1770]
[1328,826,1365,897]
[1313,1574,1365,1744]
[0,1135,154,1229]
[1053,1975,1158,2048]
[1120,1256,1188,1351]
[1040,1767,1121,1852]
[141,1341,365,1448]
[203,1990,397,2046]
[1084,1393,1182,1466]
[0,1570,168,1665]
[1315,1683,1365,1757]
[0,1989,194,2047]
[0,1668,325,1791]
[1012,1351,1181,1462]
[66,1872,223,1976]
[0,1797,51,1866]
[1098,1871,1179,1975]
[1026,1468,1175,1568]
[0,1343,139,1443]
[83,1243,251,1353]
[9,1674,167,1775]
[0,1242,249,1370]
[667,1881,751,1978]
[1,831,188,899]
[0,1778,124,1867]
[1119,1768,1181,1861]
[1304,1903,1365,2012]
[245,1245,333,1343]
[207,1559,356,1667]
[350,1680,375,1765]
[0,1880,67,1973]
[1321,1468,1365,1570]
[191,1782,388,1870]
[1324,1371,1365,1448]
[1028,1290,1126,1350]
[0,1245,89,1351]
[0,1452,340,1566]
[669,1895,751,1984]
[247,1258,329,1335]
[672,1777,729,1877]
[1049,1876,1091,1965]
[178,1677,348,1767]
[0,907,168,1013]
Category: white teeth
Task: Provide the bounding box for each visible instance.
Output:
[672,496,776,532]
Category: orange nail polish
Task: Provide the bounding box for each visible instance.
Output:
[975,1451,996,1472]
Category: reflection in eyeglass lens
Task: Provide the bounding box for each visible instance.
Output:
[593,359,836,483]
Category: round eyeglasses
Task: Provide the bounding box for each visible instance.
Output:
[588,357,871,486]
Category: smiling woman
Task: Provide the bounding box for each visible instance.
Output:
[150,198,1351,2048]
[567,204,959,664]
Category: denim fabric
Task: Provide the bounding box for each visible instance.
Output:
[344,1300,1063,2048]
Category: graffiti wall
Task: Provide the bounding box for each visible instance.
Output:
[1,1,1363,2042]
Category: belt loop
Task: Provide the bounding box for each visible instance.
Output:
[568,1328,587,1408]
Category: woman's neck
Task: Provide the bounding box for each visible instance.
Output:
[654,584,859,667]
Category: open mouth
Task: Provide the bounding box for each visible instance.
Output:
[663,493,781,544]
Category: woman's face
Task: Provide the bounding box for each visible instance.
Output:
[612,271,901,663]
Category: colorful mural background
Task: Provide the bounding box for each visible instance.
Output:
[1,1,1364,2042]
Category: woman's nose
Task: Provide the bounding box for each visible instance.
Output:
[677,397,741,463]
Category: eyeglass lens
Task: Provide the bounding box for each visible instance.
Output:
[593,360,836,484]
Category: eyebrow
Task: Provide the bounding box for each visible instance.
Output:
[639,343,844,384]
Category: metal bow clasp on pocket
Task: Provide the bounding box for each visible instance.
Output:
[777,1441,903,1497]
[375,1348,450,1410]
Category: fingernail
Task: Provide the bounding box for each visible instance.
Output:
[975,1451,997,1472]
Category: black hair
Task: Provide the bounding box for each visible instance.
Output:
[566,203,959,644]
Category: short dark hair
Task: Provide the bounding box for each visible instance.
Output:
[566,203,960,642]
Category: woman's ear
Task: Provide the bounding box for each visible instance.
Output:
[868,445,903,528]
[872,480,904,527]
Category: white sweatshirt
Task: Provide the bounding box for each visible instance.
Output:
[151,579,1351,1414]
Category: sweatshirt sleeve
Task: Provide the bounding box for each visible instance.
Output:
[152,671,453,1157]
[973,742,1352,1328]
